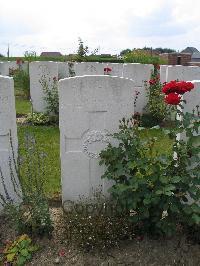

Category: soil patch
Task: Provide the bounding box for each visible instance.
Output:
[1,208,200,266]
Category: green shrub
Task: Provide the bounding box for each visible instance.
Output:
[99,113,200,237]
[26,112,50,126]
[13,69,30,99]
[124,49,165,65]
[143,70,169,125]
[140,113,161,127]
[39,75,59,122]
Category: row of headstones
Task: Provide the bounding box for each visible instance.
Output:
[1,61,200,82]
[29,62,200,114]
[29,61,154,114]
[1,61,200,114]
[0,74,199,210]
[0,61,28,76]
[160,65,200,83]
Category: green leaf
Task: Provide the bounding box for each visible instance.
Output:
[9,247,18,253]
[165,191,173,196]
[183,205,193,215]
[170,204,179,213]
[155,189,163,195]
[192,213,200,225]
[164,184,176,191]
[191,204,200,214]
[20,249,29,257]
[159,176,168,184]
[16,255,27,266]
[171,176,181,183]
[6,253,16,262]
[143,198,151,205]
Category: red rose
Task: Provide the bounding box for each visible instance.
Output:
[149,79,156,85]
[162,80,194,95]
[16,58,22,65]
[104,67,112,72]
[165,93,181,105]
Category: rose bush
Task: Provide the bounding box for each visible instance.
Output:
[100,80,200,237]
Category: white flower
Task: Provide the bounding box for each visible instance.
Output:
[161,210,168,219]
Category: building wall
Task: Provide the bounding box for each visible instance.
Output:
[159,53,191,66]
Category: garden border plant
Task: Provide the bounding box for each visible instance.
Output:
[99,80,199,237]
[1,234,39,266]
[141,66,169,127]
[0,131,53,237]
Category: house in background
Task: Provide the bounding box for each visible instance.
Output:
[181,47,199,54]
[159,47,200,66]
[159,52,191,66]
[181,47,200,66]
[40,52,62,57]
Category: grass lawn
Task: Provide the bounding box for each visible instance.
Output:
[17,123,173,199]
[17,125,61,198]
[15,97,31,115]
[139,128,173,156]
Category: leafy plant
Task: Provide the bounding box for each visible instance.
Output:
[124,49,165,65]
[2,234,38,266]
[0,132,53,237]
[142,69,169,126]
[99,103,199,237]
[40,75,59,122]
[26,112,50,125]
[13,69,30,99]
[76,37,89,61]
[68,61,76,77]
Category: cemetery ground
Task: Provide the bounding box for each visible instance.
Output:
[1,97,199,265]
[0,73,199,265]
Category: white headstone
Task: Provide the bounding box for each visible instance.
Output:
[177,81,200,144]
[29,61,58,112]
[58,62,69,79]
[166,65,184,82]
[105,63,123,77]
[166,66,200,82]
[59,75,135,202]
[123,63,154,113]
[160,65,168,83]
[182,81,200,113]
[74,62,107,76]
[183,66,200,81]
[0,61,18,76]
[0,76,20,211]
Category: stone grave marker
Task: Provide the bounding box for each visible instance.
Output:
[0,76,20,211]
[122,63,154,113]
[59,75,135,202]
[74,62,107,76]
[29,61,58,112]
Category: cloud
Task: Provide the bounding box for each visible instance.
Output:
[0,0,199,56]
[127,1,192,38]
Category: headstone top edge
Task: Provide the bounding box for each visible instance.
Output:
[58,75,135,83]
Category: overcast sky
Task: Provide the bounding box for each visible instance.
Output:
[0,0,200,56]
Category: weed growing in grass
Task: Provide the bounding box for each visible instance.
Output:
[0,132,53,237]
[63,191,135,251]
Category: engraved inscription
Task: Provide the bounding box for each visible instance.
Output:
[82,130,109,158]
